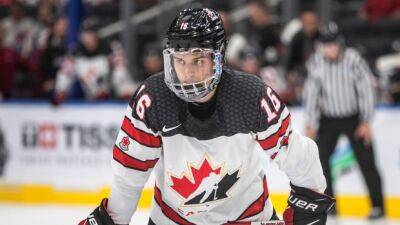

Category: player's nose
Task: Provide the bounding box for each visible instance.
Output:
[183,67,197,82]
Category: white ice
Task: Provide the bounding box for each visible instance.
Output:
[0,203,399,225]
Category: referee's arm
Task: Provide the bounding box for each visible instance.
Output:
[353,54,375,123]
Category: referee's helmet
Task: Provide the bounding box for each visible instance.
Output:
[319,22,343,43]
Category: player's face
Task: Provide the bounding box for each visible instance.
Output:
[163,47,223,102]
[172,51,214,84]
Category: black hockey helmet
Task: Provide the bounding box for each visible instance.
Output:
[163,8,226,102]
[318,22,342,43]
[166,8,226,53]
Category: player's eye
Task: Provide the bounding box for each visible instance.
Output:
[194,59,204,66]
[174,58,185,65]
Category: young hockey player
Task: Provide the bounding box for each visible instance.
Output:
[79,8,334,225]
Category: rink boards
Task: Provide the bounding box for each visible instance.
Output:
[0,102,399,218]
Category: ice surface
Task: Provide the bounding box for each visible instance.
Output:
[0,203,399,225]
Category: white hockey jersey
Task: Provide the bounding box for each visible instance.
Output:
[107,68,326,225]
[55,42,135,99]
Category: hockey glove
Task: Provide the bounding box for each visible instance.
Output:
[78,198,117,225]
[283,184,335,225]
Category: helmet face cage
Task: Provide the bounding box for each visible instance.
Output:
[164,8,226,102]
[163,48,223,102]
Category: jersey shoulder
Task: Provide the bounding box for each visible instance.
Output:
[217,68,266,132]
[142,72,169,94]
[222,69,288,133]
[220,68,265,100]
[129,72,180,132]
[130,72,175,102]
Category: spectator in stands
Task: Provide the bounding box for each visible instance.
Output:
[239,48,262,75]
[282,11,320,105]
[140,45,163,80]
[40,17,68,99]
[375,46,400,103]
[1,1,38,57]
[285,10,320,76]
[30,0,56,51]
[245,0,280,66]
[0,23,37,99]
[54,23,135,103]
[388,68,400,103]
[359,0,400,24]
[239,47,296,104]
[260,65,296,104]
[218,10,248,69]
[23,1,58,99]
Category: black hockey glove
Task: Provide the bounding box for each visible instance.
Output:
[78,198,119,225]
[283,184,335,225]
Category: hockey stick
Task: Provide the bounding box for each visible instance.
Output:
[250,221,285,225]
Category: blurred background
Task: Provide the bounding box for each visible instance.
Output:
[0,0,399,224]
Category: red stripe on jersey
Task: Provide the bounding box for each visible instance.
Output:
[121,116,161,148]
[257,114,291,150]
[235,176,270,221]
[154,185,195,225]
[283,206,295,225]
[113,146,158,171]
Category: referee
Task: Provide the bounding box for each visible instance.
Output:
[303,22,384,219]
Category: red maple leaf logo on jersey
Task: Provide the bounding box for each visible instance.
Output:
[169,156,222,199]
[119,136,130,151]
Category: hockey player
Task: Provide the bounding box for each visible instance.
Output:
[79,8,334,225]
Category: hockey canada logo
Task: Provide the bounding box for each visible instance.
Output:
[167,155,240,216]
[119,136,130,151]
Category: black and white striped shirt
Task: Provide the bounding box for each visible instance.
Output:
[303,47,374,128]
